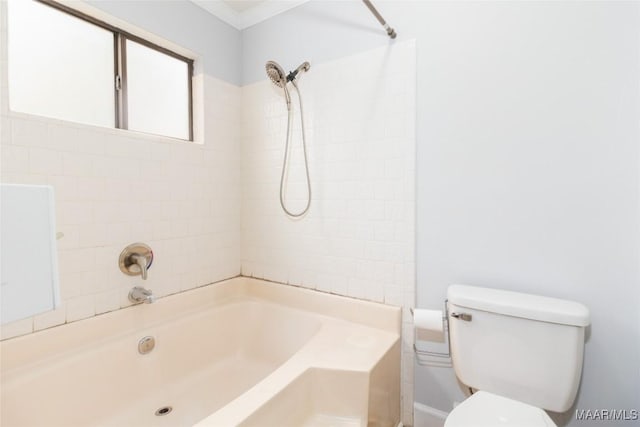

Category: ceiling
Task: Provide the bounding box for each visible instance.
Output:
[191,0,311,30]
[221,1,267,13]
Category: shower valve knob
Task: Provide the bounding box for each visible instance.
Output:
[119,243,153,280]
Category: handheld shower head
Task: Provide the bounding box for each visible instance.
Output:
[264,59,312,218]
[266,60,291,107]
[287,61,311,82]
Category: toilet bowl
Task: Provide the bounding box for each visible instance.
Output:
[444,391,556,427]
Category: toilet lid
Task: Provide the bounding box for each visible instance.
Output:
[444,391,557,427]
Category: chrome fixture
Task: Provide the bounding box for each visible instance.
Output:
[451,312,473,322]
[266,61,291,106]
[412,301,453,368]
[362,0,396,39]
[129,286,155,304]
[286,61,311,83]
[155,406,172,416]
[265,60,312,218]
[265,60,310,109]
[119,243,153,280]
[138,336,156,354]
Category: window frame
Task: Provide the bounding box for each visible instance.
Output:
[33,0,194,141]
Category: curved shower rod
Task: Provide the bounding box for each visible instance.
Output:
[362,0,397,39]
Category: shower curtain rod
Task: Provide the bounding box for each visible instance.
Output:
[362,0,397,39]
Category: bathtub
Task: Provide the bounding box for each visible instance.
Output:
[0,277,401,427]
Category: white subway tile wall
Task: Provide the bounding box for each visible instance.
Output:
[1,14,416,422]
[0,74,242,337]
[240,40,417,424]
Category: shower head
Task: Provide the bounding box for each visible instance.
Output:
[266,61,287,88]
[287,61,311,82]
[266,60,291,107]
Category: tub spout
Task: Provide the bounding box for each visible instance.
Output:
[129,286,155,304]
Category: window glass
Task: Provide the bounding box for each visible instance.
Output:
[8,0,115,127]
[126,40,190,140]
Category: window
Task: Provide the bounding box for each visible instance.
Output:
[7,0,115,128]
[125,40,191,140]
[7,0,193,141]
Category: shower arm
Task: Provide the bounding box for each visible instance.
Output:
[362,0,397,39]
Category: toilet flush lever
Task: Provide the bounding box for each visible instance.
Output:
[451,312,472,321]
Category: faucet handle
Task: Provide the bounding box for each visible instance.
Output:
[131,254,149,280]
[119,243,153,280]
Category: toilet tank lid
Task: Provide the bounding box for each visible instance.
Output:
[447,285,590,327]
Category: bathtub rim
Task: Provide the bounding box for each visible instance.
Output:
[1,276,401,372]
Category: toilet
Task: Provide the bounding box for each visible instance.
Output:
[443,284,590,427]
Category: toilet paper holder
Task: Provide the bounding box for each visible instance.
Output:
[411,300,452,366]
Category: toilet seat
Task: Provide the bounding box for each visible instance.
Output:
[444,391,557,427]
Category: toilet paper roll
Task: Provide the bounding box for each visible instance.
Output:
[414,309,444,342]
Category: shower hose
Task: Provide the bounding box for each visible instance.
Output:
[279,80,311,218]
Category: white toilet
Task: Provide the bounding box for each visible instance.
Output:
[443,284,590,427]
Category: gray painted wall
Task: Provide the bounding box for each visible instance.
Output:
[242,1,640,425]
[241,0,389,85]
[87,0,242,85]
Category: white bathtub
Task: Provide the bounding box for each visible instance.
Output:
[0,277,401,426]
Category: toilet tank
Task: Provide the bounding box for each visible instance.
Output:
[447,285,589,413]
